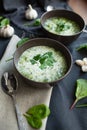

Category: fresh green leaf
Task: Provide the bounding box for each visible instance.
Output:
[24,114,42,129]
[16,38,29,48]
[30,52,56,70]
[26,104,50,119]
[0,18,10,27]
[32,18,40,26]
[24,104,50,129]
[30,59,37,64]
[76,44,87,51]
[70,79,87,110]
[76,104,87,108]
[24,18,40,27]
[33,54,41,61]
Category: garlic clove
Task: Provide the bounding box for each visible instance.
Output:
[82,65,87,72]
[25,4,38,20]
[0,25,14,38]
[83,57,87,65]
[75,59,84,66]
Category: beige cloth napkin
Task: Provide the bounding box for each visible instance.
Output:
[0,35,53,130]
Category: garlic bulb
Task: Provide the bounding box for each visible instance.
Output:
[0,25,14,38]
[25,4,38,20]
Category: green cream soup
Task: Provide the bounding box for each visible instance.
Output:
[17,46,68,82]
[44,17,80,35]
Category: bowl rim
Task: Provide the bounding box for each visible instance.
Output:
[13,37,73,85]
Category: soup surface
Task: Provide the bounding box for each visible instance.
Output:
[17,46,68,82]
[44,17,80,35]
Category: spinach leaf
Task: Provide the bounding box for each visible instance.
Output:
[30,52,56,70]
[0,18,10,28]
[70,79,87,109]
[24,114,42,129]
[16,38,29,48]
[76,44,87,51]
[26,104,50,119]
[76,104,87,108]
[24,18,40,27]
[33,54,41,61]
[30,59,37,64]
[24,104,50,129]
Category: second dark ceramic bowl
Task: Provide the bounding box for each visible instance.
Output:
[41,9,85,45]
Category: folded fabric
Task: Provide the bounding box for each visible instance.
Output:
[0,35,52,130]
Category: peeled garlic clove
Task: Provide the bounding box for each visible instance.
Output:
[82,65,87,72]
[25,4,38,20]
[83,57,87,65]
[75,59,84,66]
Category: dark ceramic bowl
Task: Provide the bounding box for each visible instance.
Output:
[13,38,73,88]
[41,9,85,45]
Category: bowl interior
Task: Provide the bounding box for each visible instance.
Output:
[13,38,72,85]
[41,9,85,34]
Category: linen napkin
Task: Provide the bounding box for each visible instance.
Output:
[0,35,52,130]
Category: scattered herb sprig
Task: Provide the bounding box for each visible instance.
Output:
[24,18,40,27]
[24,104,50,129]
[76,104,87,108]
[76,43,87,51]
[70,79,87,110]
[0,17,10,28]
[16,37,30,48]
[6,37,30,62]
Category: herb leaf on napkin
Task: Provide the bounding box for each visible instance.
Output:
[24,104,50,129]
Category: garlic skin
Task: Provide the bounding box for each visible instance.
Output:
[25,4,38,20]
[0,25,14,38]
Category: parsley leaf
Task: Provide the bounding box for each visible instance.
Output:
[30,52,56,70]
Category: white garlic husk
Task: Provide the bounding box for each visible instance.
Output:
[25,4,38,20]
[0,25,14,38]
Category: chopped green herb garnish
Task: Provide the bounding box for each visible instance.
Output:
[30,52,56,69]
